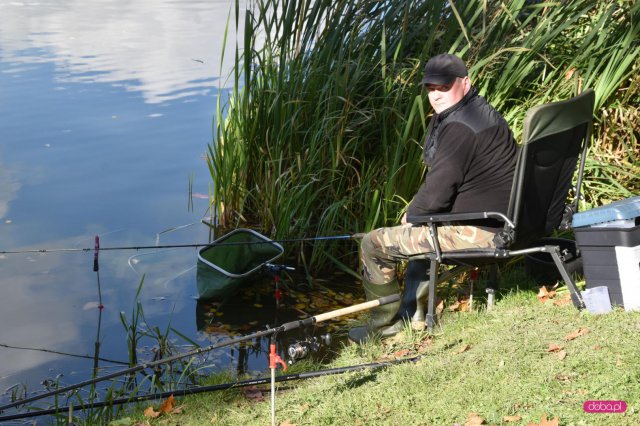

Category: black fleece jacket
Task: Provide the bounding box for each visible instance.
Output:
[407,87,516,229]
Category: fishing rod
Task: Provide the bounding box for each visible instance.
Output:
[0,234,365,255]
[0,354,423,422]
[0,294,399,413]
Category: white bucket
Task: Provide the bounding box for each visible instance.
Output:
[582,286,612,314]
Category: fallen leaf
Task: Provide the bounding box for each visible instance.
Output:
[455,344,471,355]
[564,327,589,341]
[465,412,485,425]
[556,350,567,360]
[565,68,576,80]
[537,286,556,303]
[243,386,265,401]
[393,349,410,357]
[553,294,571,306]
[158,394,175,414]
[504,415,521,422]
[592,345,602,350]
[436,299,445,316]
[416,337,433,352]
[168,403,185,414]
[143,406,160,418]
[449,299,470,312]
[546,344,564,353]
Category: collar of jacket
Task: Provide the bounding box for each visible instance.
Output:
[423,86,478,166]
[436,85,478,121]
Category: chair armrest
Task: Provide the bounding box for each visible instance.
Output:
[406,211,515,229]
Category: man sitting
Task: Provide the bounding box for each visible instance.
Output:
[349,53,517,343]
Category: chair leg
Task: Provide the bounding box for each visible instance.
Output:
[426,258,439,332]
[486,264,500,311]
[549,246,585,309]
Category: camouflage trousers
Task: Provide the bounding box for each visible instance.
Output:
[360,224,497,285]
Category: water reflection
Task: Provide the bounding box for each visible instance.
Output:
[0,0,250,415]
[0,0,242,104]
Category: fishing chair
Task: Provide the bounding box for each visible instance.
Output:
[405,89,595,331]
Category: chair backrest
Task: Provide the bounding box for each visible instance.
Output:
[508,89,595,249]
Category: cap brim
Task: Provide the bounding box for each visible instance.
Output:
[421,75,456,86]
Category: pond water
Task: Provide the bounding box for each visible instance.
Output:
[0,0,356,420]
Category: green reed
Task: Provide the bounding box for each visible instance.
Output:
[53,278,202,425]
[208,0,639,272]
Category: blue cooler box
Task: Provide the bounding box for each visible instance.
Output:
[572,196,640,309]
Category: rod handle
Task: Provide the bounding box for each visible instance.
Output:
[312,293,400,323]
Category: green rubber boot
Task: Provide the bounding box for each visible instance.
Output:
[348,279,401,344]
[378,261,431,336]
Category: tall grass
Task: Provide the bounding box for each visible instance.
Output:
[208,0,639,272]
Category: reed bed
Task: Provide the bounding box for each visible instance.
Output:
[208,0,639,272]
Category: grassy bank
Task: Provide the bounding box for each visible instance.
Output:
[118,274,640,425]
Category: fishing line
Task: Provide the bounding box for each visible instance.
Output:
[126,248,196,280]
[0,343,128,366]
[0,354,423,422]
[0,234,364,255]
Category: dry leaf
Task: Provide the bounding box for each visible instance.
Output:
[417,337,433,352]
[171,406,184,414]
[564,327,589,341]
[393,349,410,357]
[537,286,556,303]
[448,300,461,311]
[455,344,471,355]
[143,406,160,418]
[565,68,576,80]
[556,350,567,360]
[553,294,571,306]
[436,299,445,316]
[158,394,175,414]
[243,386,265,401]
[504,415,522,422]
[546,344,564,353]
[465,412,485,425]
[593,345,602,350]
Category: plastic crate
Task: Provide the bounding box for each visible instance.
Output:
[572,196,640,309]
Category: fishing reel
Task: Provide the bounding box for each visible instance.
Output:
[287,334,331,364]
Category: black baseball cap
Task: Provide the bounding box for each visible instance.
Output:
[421,54,468,86]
